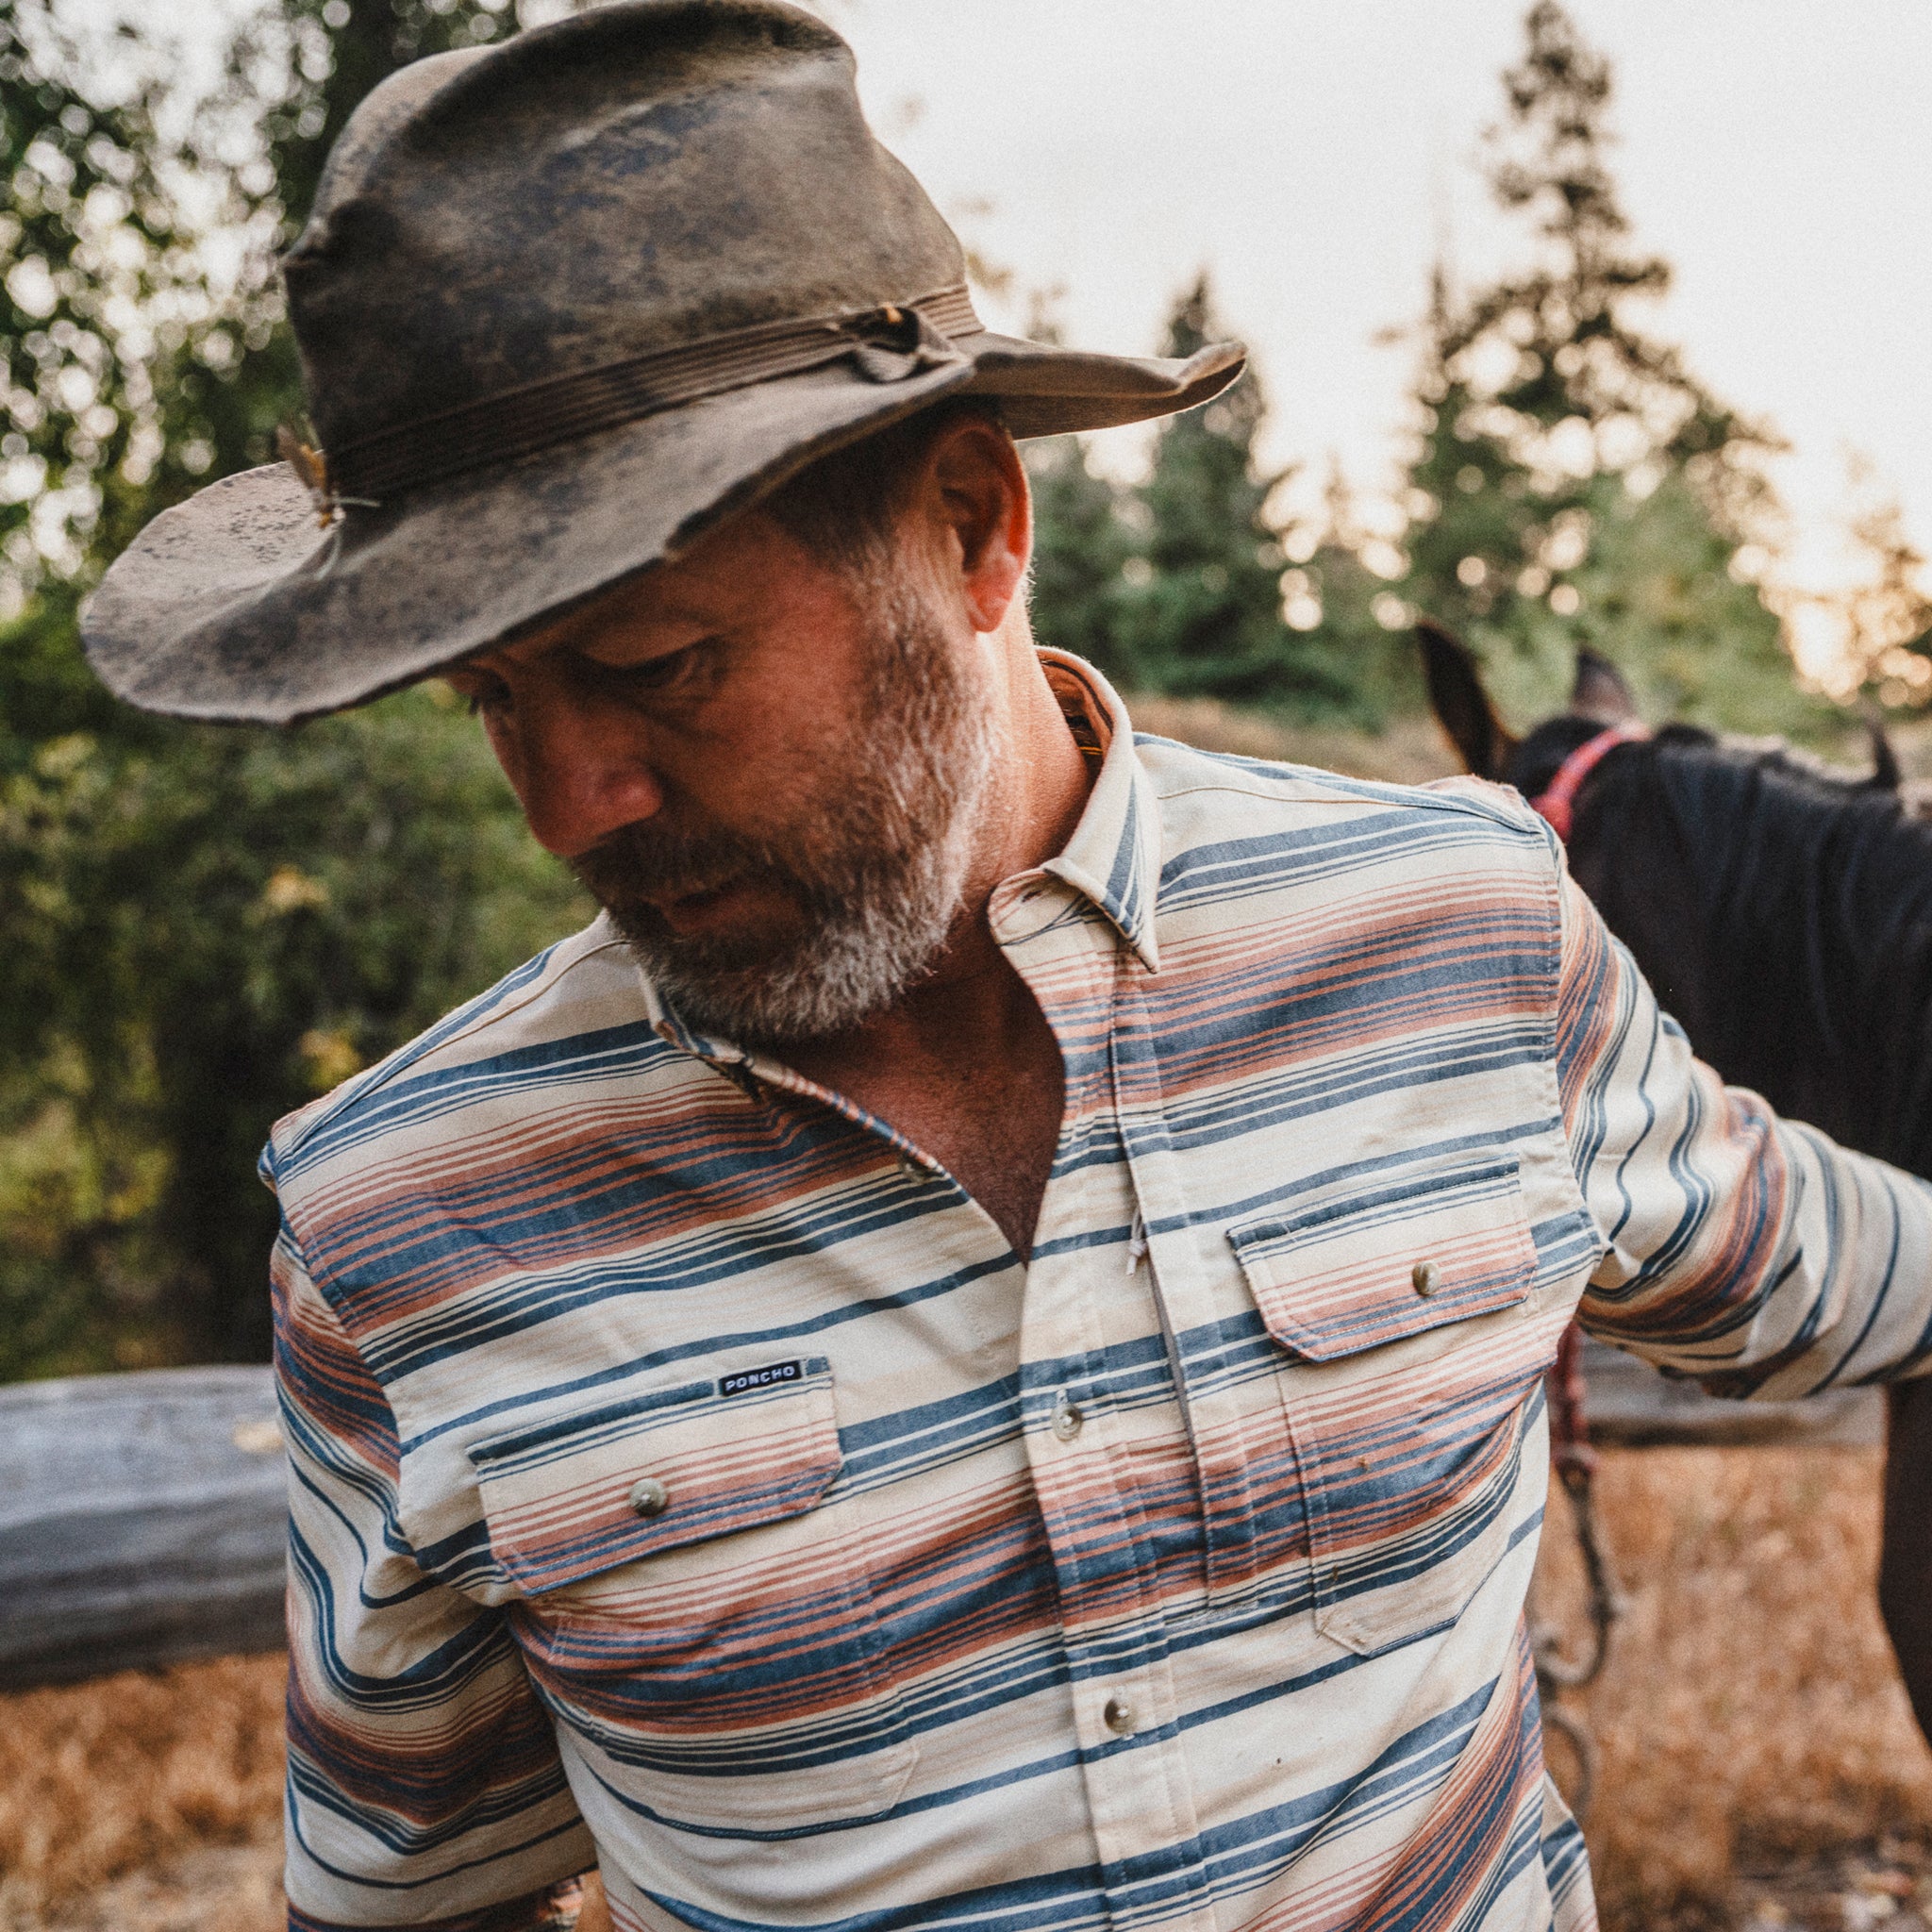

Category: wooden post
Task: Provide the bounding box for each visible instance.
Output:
[0,1366,286,1689]
[1576,1337,1883,1448]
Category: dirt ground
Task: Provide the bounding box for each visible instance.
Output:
[2,1443,1925,1930]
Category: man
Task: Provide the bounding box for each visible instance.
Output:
[83,8,1932,1932]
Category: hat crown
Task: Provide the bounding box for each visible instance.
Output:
[281,0,965,455]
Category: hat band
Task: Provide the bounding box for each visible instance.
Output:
[320,284,983,507]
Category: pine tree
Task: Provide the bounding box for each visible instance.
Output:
[1024,432,1137,688]
[1123,275,1357,717]
[1398,2,1828,738]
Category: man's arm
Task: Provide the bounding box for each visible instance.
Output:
[1553,867,1932,1390]
[275,1226,597,1929]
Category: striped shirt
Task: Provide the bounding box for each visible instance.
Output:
[266,652,1932,1932]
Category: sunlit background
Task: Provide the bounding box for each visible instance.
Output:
[819,0,1932,690]
[5,16,1931,1927]
[3,0,1928,1389]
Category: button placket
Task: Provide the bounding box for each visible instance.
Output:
[1002,885,1211,1930]
[1108,968,1263,1600]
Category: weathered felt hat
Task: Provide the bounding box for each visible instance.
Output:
[82,0,1244,724]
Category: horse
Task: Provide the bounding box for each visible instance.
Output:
[1417,621,1932,1739]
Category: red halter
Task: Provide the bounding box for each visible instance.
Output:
[1528,722,1649,841]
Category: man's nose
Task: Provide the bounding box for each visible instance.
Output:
[503,688,667,858]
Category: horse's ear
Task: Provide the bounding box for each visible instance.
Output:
[1571,649,1637,724]
[1863,707,1903,791]
[1418,620,1518,778]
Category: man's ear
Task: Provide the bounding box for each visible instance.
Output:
[924,414,1031,634]
[1417,620,1518,778]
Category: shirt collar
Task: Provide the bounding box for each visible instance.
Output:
[1035,650,1162,974]
[635,646,1165,1060]
[631,939,743,1067]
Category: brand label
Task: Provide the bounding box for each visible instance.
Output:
[719,1358,804,1399]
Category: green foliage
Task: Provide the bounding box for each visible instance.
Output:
[0,683,585,1373]
[0,0,591,1377]
[0,5,192,608]
[1024,431,1137,690]
[1115,279,1347,714]
[1027,276,1387,723]
[1285,472,1426,726]
[1025,8,1831,740]
[1394,2,1832,739]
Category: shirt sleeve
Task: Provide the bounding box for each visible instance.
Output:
[275,1222,597,1927]
[1552,865,1932,1394]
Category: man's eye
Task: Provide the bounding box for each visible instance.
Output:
[598,641,718,697]
[452,675,508,717]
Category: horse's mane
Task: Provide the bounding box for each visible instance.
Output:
[1616,725,1932,967]
[1515,718,1932,1176]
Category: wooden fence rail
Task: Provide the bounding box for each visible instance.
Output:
[0,1365,286,1690]
[0,1347,1884,1691]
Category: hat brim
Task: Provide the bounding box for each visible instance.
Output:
[82,332,1244,724]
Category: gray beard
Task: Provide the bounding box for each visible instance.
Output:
[571,581,999,1046]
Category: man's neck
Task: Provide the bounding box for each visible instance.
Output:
[775,620,1094,1254]
[791,617,1091,1075]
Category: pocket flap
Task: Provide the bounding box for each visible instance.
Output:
[467,1355,841,1593]
[1228,1157,1536,1362]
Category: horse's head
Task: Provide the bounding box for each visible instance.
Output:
[1418,621,1661,805]
[1415,620,1915,1146]
[1417,620,1901,804]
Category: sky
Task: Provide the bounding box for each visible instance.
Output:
[821,0,1932,605]
[148,0,1932,614]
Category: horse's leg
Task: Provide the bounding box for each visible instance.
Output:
[1879,1379,1932,1740]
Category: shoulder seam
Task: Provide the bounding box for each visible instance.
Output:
[268,927,632,1170]
[1140,742,1546,836]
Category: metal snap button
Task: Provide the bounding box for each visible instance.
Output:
[1411,1259,1441,1298]
[627,1476,670,1519]
[1102,1693,1136,1737]
[1051,1389,1084,1441]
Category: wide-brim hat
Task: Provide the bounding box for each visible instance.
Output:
[82,0,1244,725]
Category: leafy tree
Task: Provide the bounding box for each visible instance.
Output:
[1,689,580,1374]
[0,0,591,1377]
[1810,460,1932,708]
[1396,2,1831,739]
[1018,302,1140,686]
[1120,275,1359,717]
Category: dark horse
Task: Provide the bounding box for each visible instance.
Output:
[1420,622,1932,1737]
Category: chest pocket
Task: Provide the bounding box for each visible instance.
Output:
[468,1356,918,1831]
[1228,1155,1554,1657]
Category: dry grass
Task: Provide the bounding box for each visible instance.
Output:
[3,1452,1926,1929]
[1124,693,1461,786]
[1537,1446,1932,1929]
[0,1654,285,1929]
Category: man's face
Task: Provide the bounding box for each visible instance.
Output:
[443,508,998,1044]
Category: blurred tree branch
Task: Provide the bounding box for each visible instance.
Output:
[0,0,591,1376]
